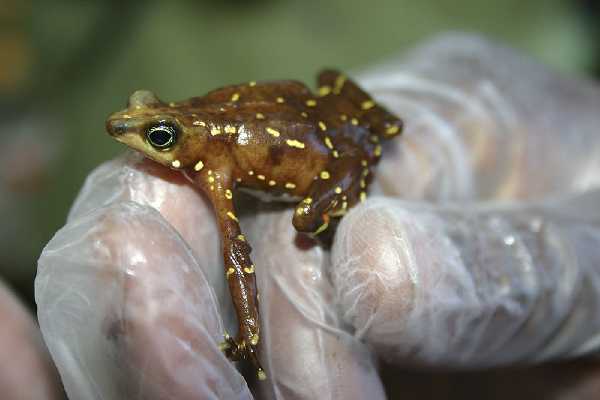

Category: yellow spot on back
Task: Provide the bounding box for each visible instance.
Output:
[237,234,246,241]
[224,124,236,134]
[285,182,296,189]
[231,93,240,102]
[257,174,265,180]
[244,265,255,274]
[250,333,259,345]
[226,267,235,278]
[208,176,215,183]
[208,170,213,175]
[303,197,313,204]
[351,118,359,126]
[305,99,317,107]
[318,121,327,131]
[334,186,342,194]
[193,120,206,126]
[194,160,204,171]
[211,126,222,135]
[301,111,308,118]
[360,192,367,202]
[361,100,375,110]
[122,114,131,119]
[286,139,305,149]
[340,114,347,121]
[225,189,233,199]
[318,85,331,96]
[333,74,346,94]
[256,112,265,119]
[169,102,176,107]
[227,211,238,222]
[320,171,330,179]
[324,136,333,149]
[236,177,242,183]
[276,96,285,103]
[360,179,366,188]
[268,180,276,186]
[248,170,254,175]
[370,135,379,143]
[249,81,257,87]
[332,150,339,158]
[386,125,400,135]
[361,159,368,167]
[171,160,181,168]
[266,127,280,137]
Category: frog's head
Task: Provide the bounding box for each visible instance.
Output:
[106,90,207,169]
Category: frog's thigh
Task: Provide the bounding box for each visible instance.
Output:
[292,156,369,234]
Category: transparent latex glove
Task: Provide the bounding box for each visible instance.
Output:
[36,33,600,400]
[0,280,64,400]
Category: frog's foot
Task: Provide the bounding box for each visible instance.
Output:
[219,332,267,380]
[292,155,368,237]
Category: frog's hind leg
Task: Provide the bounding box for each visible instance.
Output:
[317,69,403,141]
[292,155,371,237]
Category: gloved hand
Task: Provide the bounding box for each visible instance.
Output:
[36,34,600,399]
[0,280,64,400]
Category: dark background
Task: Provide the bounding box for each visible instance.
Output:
[0,0,598,308]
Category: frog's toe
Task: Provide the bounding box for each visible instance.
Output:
[293,207,328,234]
[219,332,267,379]
[219,332,242,361]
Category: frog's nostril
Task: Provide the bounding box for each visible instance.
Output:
[106,119,128,136]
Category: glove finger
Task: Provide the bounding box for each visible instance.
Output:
[68,152,233,323]
[242,209,386,400]
[36,202,252,400]
[332,193,600,367]
[358,34,600,201]
[0,280,64,400]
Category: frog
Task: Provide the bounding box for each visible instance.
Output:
[105,69,403,381]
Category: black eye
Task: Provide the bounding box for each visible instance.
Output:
[146,124,177,149]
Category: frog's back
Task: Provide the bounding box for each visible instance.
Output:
[184,80,312,110]
[173,80,317,144]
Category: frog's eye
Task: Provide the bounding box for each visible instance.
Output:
[146,123,177,149]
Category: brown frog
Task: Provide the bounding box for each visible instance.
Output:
[106,70,403,380]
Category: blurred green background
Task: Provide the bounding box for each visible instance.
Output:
[0,0,598,307]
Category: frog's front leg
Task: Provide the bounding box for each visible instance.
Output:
[192,167,266,380]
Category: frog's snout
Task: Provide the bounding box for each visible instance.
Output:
[106,118,129,137]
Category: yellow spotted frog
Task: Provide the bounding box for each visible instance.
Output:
[106,70,403,380]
